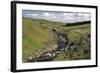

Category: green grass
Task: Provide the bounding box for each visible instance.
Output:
[22,18,57,62]
[22,18,91,62]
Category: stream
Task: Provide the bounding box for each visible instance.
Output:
[27,28,69,62]
[36,29,68,62]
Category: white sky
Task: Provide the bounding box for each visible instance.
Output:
[23,10,91,23]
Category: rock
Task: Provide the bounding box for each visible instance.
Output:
[27,56,34,62]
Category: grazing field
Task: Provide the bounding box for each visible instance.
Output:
[22,18,91,63]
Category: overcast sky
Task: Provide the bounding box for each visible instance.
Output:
[22,10,91,23]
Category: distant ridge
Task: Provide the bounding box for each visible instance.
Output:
[65,21,91,27]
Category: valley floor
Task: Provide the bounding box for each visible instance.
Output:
[22,18,91,63]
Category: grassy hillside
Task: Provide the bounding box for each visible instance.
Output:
[53,24,91,60]
[22,18,58,62]
[22,18,91,62]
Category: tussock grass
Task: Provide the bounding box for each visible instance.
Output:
[22,18,91,62]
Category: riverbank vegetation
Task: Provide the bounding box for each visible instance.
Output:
[22,18,91,63]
